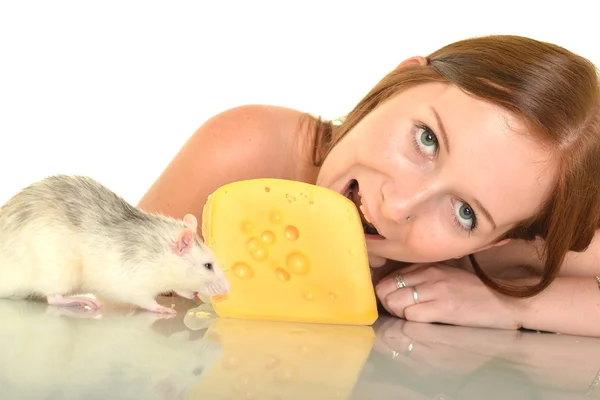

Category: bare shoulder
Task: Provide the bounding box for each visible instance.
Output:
[196,104,310,150]
[470,230,600,277]
[137,104,318,228]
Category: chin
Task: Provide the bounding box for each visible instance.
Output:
[367,253,387,268]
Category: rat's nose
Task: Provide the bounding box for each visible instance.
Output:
[206,279,230,296]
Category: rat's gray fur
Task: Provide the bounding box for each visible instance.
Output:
[0,174,229,313]
[1,174,202,263]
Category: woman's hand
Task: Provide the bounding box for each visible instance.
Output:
[375,263,523,330]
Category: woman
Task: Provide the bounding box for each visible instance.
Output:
[138,35,600,337]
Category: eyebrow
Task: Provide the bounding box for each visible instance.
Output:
[430,106,497,230]
[431,106,450,155]
[472,199,497,230]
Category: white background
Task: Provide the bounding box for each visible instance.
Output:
[0,1,597,206]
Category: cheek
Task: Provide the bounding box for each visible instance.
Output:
[186,263,205,277]
[357,129,400,164]
[408,232,461,262]
[380,223,469,263]
[317,141,357,184]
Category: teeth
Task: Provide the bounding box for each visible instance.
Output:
[359,204,373,224]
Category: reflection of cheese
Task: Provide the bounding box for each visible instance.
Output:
[201,178,378,325]
[187,318,375,399]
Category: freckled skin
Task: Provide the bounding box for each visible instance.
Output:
[317,82,556,267]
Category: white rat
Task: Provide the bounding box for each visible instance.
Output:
[0,174,230,314]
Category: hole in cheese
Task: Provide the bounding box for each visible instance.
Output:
[201,178,378,325]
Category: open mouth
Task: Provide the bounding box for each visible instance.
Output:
[342,179,384,238]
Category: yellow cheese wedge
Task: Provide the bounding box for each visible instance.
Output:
[187,318,375,399]
[201,178,378,325]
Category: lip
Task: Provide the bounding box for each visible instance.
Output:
[339,179,354,196]
[364,233,385,241]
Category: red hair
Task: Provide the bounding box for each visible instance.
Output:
[310,35,600,298]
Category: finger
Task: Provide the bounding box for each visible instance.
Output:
[375,269,411,300]
[401,319,463,341]
[402,318,520,347]
[402,320,521,361]
[374,265,435,300]
[372,329,423,368]
[381,284,432,319]
[380,321,436,356]
[374,316,407,340]
[373,327,411,357]
[375,318,491,375]
[403,301,443,323]
[374,334,444,375]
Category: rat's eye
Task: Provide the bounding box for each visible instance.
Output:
[204,262,213,270]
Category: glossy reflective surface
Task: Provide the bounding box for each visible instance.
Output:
[1,296,599,399]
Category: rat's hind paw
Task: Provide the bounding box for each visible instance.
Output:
[46,294,102,310]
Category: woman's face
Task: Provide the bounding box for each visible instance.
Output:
[316,81,556,267]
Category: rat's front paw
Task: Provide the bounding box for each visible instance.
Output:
[134,299,178,316]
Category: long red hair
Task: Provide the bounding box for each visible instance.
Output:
[309,35,600,298]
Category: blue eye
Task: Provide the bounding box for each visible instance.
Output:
[411,122,478,234]
[452,200,477,232]
[412,124,438,157]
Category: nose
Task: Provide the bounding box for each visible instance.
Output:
[380,180,431,224]
[208,276,230,295]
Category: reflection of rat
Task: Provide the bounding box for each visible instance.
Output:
[0,299,224,399]
[0,174,230,314]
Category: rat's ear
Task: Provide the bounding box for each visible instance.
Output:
[183,214,198,231]
[172,229,194,256]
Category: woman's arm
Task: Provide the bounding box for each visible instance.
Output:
[375,232,600,336]
[466,235,600,336]
[471,231,600,278]
[375,261,600,337]
[137,104,313,232]
[510,275,600,337]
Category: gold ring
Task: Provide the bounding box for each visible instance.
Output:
[411,287,420,304]
[394,272,407,289]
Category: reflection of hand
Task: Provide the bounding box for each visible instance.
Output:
[371,317,600,398]
[373,317,517,377]
[375,263,520,329]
